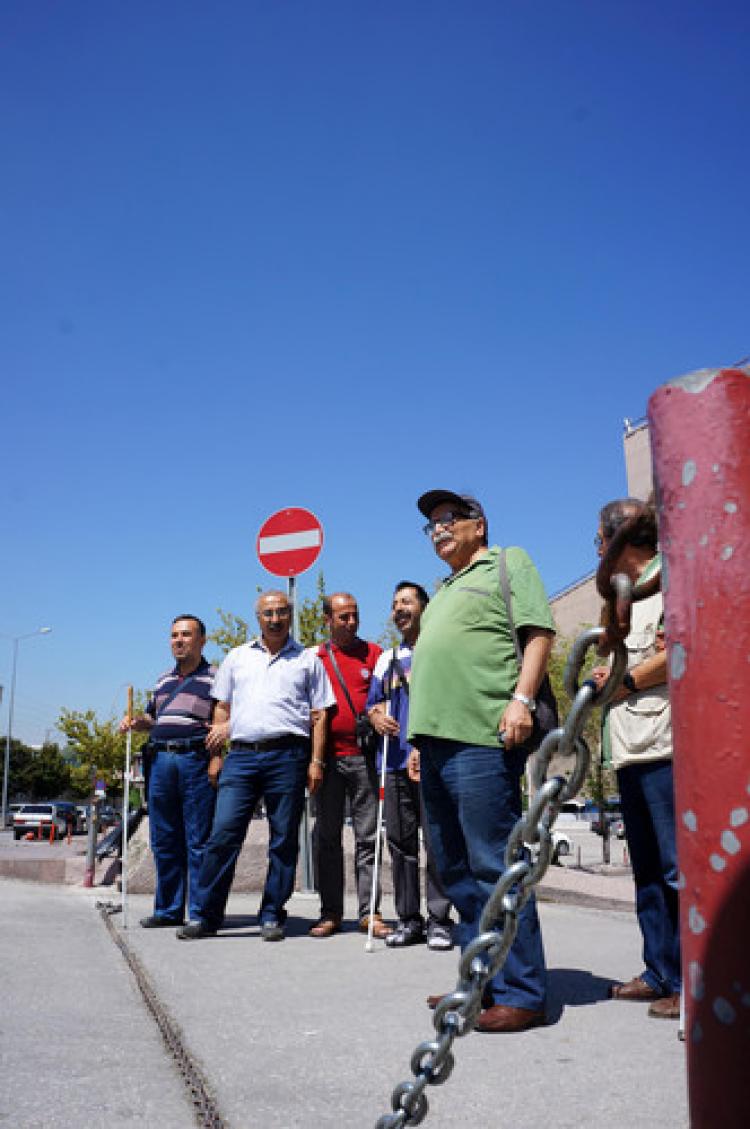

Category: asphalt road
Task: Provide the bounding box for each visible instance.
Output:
[0,877,687,1129]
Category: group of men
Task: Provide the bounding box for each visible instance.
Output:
[122,487,680,1033]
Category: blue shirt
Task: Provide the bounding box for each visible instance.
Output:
[211,636,335,743]
[366,644,413,771]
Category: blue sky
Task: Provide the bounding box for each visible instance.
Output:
[2,1,748,745]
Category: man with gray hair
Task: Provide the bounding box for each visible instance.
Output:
[178,590,335,942]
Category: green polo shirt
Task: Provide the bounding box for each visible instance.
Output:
[408,545,555,748]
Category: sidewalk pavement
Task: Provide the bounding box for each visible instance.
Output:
[1,877,687,1128]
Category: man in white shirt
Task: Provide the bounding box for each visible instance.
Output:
[177,590,335,942]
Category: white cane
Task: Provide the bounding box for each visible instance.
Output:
[365,697,392,953]
[121,685,133,929]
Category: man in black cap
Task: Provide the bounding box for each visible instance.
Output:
[408,490,555,1032]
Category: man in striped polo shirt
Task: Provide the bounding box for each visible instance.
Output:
[121,614,217,928]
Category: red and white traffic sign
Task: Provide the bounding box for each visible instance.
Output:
[256,508,324,577]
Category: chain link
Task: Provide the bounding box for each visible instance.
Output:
[375,582,631,1129]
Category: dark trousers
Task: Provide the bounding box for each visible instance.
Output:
[618,758,681,994]
[314,753,379,921]
[384,769,451,927]
[420,736,546,1011]
[148,747,216,921]
[194,742,309,928]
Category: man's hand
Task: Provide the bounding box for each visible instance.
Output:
[307,760,324,795]
[499,699,534,748]
[406,748,420,783]
[591,664,628,702]
[119,714,151,734]
[208,754,223,788]
[368,704,400,738]
[206,720,230,755]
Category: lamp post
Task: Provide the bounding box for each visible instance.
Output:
[1,627,52,829]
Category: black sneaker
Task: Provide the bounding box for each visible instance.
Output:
[176,921,217,941]
[140,915,184,929]
[426,922,454,951]
[260,920,285,942]
[385,921,425,948]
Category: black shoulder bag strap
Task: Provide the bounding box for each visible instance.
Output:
[497,549,524,667]
[324,643,359,723]
[497,548,559,751]
[153,668,204,723]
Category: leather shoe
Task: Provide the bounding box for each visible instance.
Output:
[385,921,424,948]
[309,916,341,938]
[648,993,680,1019]
[140,915,183,929]
[474,1004,546,1033]
[176,921,217,940]
[427,987,493,1011]
[359,915,392,939]
[609,976,661,1002]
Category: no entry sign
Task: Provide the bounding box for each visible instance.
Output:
[256,507,324,577]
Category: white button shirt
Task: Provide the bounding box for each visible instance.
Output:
[211,636,335,742]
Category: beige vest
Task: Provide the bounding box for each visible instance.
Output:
[608,589,672,770]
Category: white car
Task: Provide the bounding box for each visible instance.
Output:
[12,803,67,841]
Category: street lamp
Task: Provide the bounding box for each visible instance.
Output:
[1,627,52,829]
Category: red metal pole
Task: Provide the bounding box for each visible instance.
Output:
[649,366,750,1128]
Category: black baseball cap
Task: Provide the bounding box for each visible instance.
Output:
[417,490,486,521]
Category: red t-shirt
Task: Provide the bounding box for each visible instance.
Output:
[318,639,382,757]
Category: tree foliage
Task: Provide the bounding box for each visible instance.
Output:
[297,571,328,647]
[545,637,617,800]
[208,608,250,656]
[2,739,71,801]
[57,701,149,799]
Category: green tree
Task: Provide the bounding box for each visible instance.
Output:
[57,705,148,800]
[546,637,616,800]
[297,571,328,647]
[208,608,250,656]
[28,743,71,798]
[1,738,35,800]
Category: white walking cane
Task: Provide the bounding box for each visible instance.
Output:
[363,699,393,957]
[121,685,133,929]
[366,651,398,953]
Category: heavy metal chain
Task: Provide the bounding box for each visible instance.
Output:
[374,584,632,1129]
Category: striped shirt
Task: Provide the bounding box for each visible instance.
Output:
[146,657,216,741]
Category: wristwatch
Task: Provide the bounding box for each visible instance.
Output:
[623,672,637,694]
[512,691,537,713]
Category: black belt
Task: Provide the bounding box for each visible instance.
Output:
[231,735,308,753]
[150,738,207,754]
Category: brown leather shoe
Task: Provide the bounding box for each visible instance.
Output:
[359,915,392,939]
[609,976,661,1002]
[474,1005,546,1033]
[309,916,341,938]
[648,993,680,1019]
[427,987,493,1011]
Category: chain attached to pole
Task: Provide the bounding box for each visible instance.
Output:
[374,585,631,1129]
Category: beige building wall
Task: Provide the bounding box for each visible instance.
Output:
[623,420,653,501]
[550,573,599,640]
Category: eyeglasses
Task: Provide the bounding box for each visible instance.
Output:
[259,608,291,620]
[594,533,605,549]
[422,511,472,537]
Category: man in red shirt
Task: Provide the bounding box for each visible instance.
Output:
[310,592,391,939]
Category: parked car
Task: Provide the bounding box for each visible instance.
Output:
[551,829,573,864]
[97,804,122,830]
[76,804,89,832]
[12,803,67,841]
[51,801,83,834]
[3,803,24,829]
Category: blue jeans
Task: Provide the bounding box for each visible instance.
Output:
[194,742,309,928]
[419,737,546,1011]
[618,759,681,994]
[148,747,216,921]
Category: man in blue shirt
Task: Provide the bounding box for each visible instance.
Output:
[367,582,453,950]
[121,614,216,929]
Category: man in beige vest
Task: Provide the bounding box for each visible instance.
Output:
[592,500,680,1020]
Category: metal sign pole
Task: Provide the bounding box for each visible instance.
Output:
[289,575,315,894]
